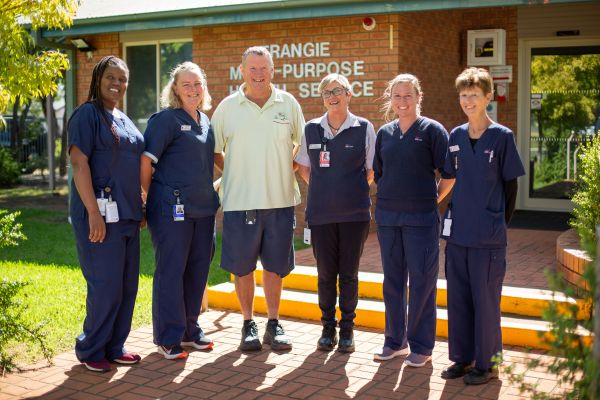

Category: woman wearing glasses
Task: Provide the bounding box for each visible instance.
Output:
[373,74,454,367]
[296,73,376,353]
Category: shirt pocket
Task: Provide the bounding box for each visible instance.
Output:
[272,119,292,143]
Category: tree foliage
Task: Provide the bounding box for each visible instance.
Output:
[0,0,78,115]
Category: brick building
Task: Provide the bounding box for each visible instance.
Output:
[41,0,600,228]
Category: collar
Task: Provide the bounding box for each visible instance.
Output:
[317,112,360,137]
[237,83,283,105]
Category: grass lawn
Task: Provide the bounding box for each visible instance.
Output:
[0,183,309,367]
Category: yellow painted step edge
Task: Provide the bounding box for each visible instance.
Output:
[248,265,589,320]
[208,282,590,350]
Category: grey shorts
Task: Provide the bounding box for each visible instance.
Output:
[221,207,295,277]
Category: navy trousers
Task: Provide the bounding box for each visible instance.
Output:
[377,223,439,355]
[445,243,506,370]
[310,221,370,330]
[149,214,215,346]
[73,219,140,362]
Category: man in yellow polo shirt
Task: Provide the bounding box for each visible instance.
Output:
[212,46,305,351]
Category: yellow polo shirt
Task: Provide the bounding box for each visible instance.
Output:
[212,84,305,211]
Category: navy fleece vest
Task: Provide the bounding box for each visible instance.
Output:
[305,119,371,225]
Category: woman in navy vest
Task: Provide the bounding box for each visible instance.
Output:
[140,62,220,360]
[440,68,524,385]
[296,73,376,353]
[373,74,454,367]
[69,56,144,372]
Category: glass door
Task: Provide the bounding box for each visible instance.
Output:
[520,40,600,211]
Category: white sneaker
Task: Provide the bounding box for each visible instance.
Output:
[373,346,409,361]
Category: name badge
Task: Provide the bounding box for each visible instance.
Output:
[319,151,330,167]
[181,125,192,131]
[449,145,460,152]
[303,227,311,245]
[173,204,185,221]
[309,143,321,150]
[105,200,119,223]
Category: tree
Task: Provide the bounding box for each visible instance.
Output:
[0,0,77,116]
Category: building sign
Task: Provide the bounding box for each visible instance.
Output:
[228,42,374,98]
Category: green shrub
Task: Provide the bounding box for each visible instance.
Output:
[0,279,53,375]
[0,147,21,188]
[501,133,599,399]
[0,209,52,375]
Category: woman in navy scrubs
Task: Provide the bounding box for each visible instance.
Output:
[141,62,220,360]
[373,74,454,367]
[440,67,524,385]
[69,56,144,372]
[296,73,376,353]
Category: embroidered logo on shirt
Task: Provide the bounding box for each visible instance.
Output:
[273,112,289,124]
[414,136,423,141]
[345,144,354,149]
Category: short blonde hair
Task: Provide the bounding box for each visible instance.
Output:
[380,74,423,122]
[160,62,212,111]
[455,67,493,96]
[318,73,351,93]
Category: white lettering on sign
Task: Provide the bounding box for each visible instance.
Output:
[228,41,373,97]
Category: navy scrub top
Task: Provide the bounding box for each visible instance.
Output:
[68,103,145,222]
[144,108,219,218]
[442,123,525,248]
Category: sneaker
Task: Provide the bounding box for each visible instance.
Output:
[111,352,141,365]
[182,332,214,350]
[441,362,473,379]
[373,346,409,361]
[157,345,188,360]
[317,325,337,351]
[240,319,262,351]
[404,353,432,367]
[338,329,355,353]
[263,319,292,351]
[463,367,499,385]
[83,359,112,372]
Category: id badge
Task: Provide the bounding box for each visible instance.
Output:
[319,151,330,168]
[96,198,108,216]
[303,227,311,245]
[105,201,120,223]
[173,204,185,221]
[442,218,452,236]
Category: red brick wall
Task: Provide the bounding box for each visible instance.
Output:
[71,7,519,234]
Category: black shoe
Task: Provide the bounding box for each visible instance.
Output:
[463,367,498,385]
[239,320,262,351]
[441,362,473,379]
[338,329,354,353]
[317,325,337,351]
[263,319,292,351]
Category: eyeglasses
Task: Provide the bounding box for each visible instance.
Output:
[321,87,347,99]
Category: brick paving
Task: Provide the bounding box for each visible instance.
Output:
[0,227,568,399]
[0,311,570,400]
[296,228,560,290]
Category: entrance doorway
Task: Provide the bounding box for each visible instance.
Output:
[519,39,600,211]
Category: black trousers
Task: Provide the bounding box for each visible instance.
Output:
[310,221,370,331]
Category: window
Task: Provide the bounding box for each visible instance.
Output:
[124,40,192,131]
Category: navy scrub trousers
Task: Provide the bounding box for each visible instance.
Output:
[149,214,215,345]
[377,214,439,355]
[311,221,370,330]
[73,219,140,362]
[445,244,506,370]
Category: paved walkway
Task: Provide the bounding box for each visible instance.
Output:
[0,311,569,400]
[296,228,560,290]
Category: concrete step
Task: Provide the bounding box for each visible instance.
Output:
[252,265,590,320]
[208,282,590,350]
